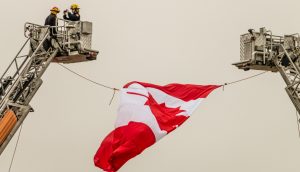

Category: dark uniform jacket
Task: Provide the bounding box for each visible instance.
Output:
[63,12,80,21]
[44,14,57,36]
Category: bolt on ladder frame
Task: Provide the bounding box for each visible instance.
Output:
[0,23,58,156]
[233,27,300,116]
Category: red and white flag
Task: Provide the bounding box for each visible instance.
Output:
[94,81,220,171]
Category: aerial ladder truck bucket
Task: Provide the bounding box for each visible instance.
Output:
[0,19,99,156]
[233,27,300,114]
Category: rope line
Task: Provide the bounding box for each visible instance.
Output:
[59,63,268,93]
[223,71,268,89]
[109,88,117,106]
[58,64,119,91]
[8,124,23,172]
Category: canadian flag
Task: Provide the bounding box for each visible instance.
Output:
[94,81,220,171]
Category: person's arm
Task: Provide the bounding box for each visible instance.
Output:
[68,12,80,21]
[63,10,69,20]
[63,14,69,20]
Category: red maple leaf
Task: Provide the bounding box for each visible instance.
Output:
[145,94,189,133]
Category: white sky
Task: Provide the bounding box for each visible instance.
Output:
[1,0,300,172]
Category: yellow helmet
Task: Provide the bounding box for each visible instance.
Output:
[50,7,60,13]
[70,4,79,9]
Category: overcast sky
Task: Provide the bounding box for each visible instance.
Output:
[1,0,300,172]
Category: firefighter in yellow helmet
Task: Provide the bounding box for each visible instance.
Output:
[45,7,60,36]
[63,4,80,21]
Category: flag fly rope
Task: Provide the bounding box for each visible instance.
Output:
[58,64,269,92]
[109,88,118,106]
[8,124,23,172]
[222,71,268,90]
[57,64,120,91]
[57,64,119,106]
[58,64,269,99]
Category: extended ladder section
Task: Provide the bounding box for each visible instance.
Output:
[0,19,98,156]
[233,27,300,114]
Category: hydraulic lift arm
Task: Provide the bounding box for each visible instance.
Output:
[0,19,99,156]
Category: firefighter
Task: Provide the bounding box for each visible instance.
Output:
[44,7,61,51]
[63,4,80,21]
[45,7,60,37]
